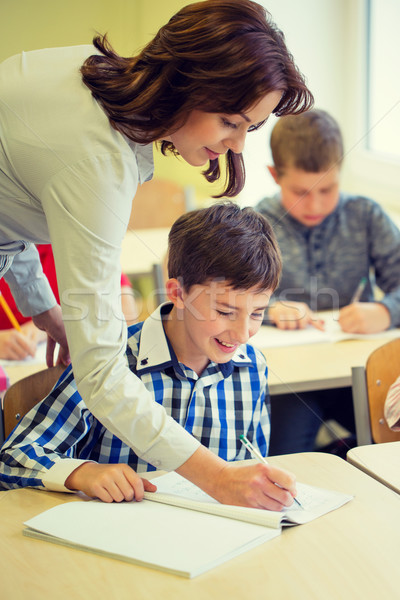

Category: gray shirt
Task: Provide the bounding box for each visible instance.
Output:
[0,45,200,470]
[256,192,400,326]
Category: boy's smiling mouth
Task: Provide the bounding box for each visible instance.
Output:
[215,338,237,352]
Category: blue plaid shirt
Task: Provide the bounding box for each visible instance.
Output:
[0,304,270,492]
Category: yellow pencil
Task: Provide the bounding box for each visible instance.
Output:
[0,293,22,332]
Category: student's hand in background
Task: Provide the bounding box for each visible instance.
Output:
[268,301,325,331]
[0,320,45,360]
[339,302,391,334]
[65,463,158,502]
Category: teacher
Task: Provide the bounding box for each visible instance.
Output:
[0,0,312,505]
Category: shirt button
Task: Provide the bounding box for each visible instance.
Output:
[140,358,148,365]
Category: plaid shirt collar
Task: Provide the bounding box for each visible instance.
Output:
[133,303,253,378]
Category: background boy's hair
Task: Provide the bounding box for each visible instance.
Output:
[270,108,344,175]
[168,201,281,292]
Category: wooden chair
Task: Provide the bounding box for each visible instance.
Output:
[1,364,66,442]
[351,337,400,445]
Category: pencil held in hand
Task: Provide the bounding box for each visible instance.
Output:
[239,435,303,508]
[351,277,367,304]
[0,293,22,332]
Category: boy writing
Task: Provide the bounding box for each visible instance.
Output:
[256,109,400,454]
[0,202,297,511]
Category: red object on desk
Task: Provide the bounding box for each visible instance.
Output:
[0,245,132,330]
[0,364,9,393]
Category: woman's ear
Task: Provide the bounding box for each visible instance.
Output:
[165,278,185,309]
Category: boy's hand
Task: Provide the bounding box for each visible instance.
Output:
[268,301,325,331]
[211,462,298,511]
[339,302,391,334]
[65,463,157,503]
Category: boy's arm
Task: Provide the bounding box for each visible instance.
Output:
[339,202,400,333]
[0,370,93,492]
[368,205,400,327]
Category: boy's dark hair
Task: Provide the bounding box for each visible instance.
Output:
[270,109,344,175]
[168,202,281,292]
[80,0,313,198]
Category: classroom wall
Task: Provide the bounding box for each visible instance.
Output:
[240,0,348,206]
[1,1,384,209]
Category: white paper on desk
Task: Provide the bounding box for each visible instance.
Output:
[252,311,400,349]
[283,482,353,525]
[145,472,353,528]
[23,499,281,578]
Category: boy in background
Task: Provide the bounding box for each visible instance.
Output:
[256,109,400,454]
[0,202,298,511]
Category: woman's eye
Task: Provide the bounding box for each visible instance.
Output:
[247,118,268,133]
[222,118,238,130]
[217,310,232,317]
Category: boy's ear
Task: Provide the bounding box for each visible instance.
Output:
[267,165,279,183]
[165,278,185,309]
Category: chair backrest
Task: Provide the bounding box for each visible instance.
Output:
[365,338,400,443]
[2,365,66,440]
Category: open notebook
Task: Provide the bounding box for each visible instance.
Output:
[251,310,400,349]
[23,472,352,578]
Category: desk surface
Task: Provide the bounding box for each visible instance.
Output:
[1,453,399,600]
[262,337,394,395]
[347,441,400,494]
[4,361,46,387]
[2,334,393,394]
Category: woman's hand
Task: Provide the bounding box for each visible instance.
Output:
[32,305,70,366]
[176,445,298,511]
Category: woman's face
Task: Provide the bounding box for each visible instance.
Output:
[163,90,282,167]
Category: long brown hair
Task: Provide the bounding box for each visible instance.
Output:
[81,0,313,197]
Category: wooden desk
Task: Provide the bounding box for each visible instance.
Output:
[4,362,45,387]
[262,337,392,395]
[1,453,399,600]
[347,441,400,494]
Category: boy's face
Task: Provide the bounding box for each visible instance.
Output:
[167,279,271,372]
[270,166,341,227]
